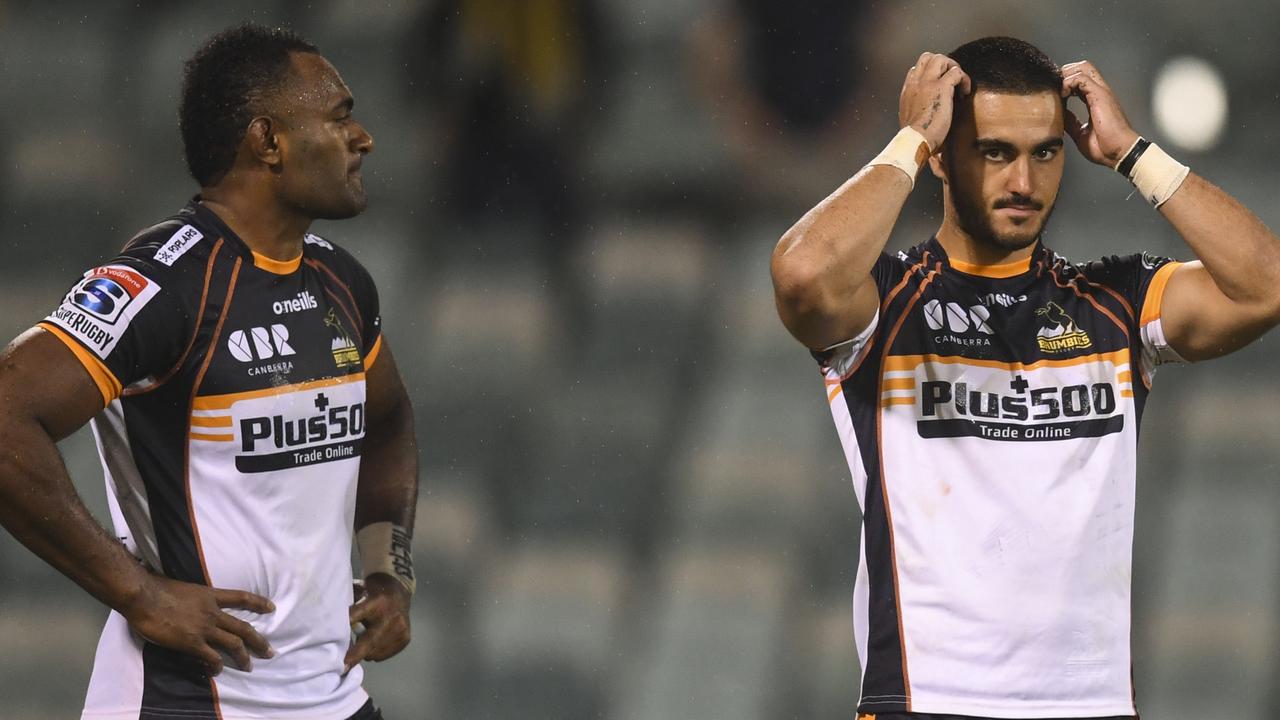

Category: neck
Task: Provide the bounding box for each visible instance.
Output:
[935,204,1037,269]
[199,182,310,261]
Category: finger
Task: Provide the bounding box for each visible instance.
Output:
[1062,72,1097,102]
[196,643,224,676]
[349,597,376,626]
[942,65,969,93]
[217,612,274,658]
[1063,108,1088,145]
[211,628,253,672]
[213,588,275,614]
[343,632,374,675]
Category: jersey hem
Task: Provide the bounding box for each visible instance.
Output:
[83,688,370,720]
[868,697,1137,718]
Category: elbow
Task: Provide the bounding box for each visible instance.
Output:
[770,247,829,320]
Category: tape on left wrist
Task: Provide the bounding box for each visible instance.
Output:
[1115,136,1189,207]
[357,521,415,595]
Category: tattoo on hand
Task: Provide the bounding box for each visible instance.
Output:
[921,97,941,130]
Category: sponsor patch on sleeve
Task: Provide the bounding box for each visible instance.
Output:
[154,224,203,266]
[44,265,163,359]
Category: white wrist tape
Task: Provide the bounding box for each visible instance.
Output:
[357,522,415,594]
[1128,142,1189,207]
[867,126,932,188]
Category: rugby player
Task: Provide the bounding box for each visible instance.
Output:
[0,24,417,720]
[770,36,1280,719]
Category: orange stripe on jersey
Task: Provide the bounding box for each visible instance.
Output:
[884,349,1129,373]
[190,415,232,428]
[1117,370,1133,384]
[39,322,123,406]
[827,385,843,403]
[949,253,1032,278]
[1140,261,1183,326]
[364,334,384,369]
[1120,390,1135,398]
[251,250,302,275]
[882,396,917,407]
[881,377,916,391]
[189,432,234,442]
[193,372,366,410]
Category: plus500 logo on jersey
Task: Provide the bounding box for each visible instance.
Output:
[45,265,163,358]
[915,374,1124,442]
[235,392,365,473]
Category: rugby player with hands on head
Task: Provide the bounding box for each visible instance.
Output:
[772,37,1280,720]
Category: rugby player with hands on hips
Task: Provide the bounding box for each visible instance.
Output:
[772,37,1280,720]
[0,23,416,720]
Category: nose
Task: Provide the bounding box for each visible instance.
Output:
[1006,155,1032,196]
[351,121,374,155]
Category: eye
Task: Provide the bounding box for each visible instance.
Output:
[1033,147,1059,161]
[983,148,1007,161]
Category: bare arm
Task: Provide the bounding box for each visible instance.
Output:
[1062,61,1280,360]
[771,52,971,349]
[345,338,419,673]
[0,328,152,609]
[0,327,273,675]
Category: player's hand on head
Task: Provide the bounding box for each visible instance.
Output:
[1060,60,1141,167]
[899,52,972,151]
[343,572,411,675]
[122,574,275,676]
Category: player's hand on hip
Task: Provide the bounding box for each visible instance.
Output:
[899,52,972,151]
[344,573,411,675]
[122,574,276,675]
[1061,60,1141,167]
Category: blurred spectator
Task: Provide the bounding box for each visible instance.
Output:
[403,0,612,315]
[689,0,878,208]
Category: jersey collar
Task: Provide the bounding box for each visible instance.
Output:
[925,235,1048,280]
[185,197,305,275]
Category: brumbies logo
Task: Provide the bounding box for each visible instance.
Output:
[1035,302,1092,353]
[324,308,361,368]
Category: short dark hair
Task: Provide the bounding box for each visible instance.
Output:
[949,36,1061,95]
[179,23,319,186]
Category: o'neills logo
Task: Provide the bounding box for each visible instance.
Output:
[273,290,318,315]
[1035,302,1092,353]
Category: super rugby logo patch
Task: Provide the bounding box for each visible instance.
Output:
[45,265,162,358]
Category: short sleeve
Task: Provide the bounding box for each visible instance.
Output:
[810,252,910,373]
[38,259,190,406]
[1078,252,1185,379]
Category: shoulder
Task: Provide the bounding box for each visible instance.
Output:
[1074,251,1176,281]
[301,232,379,300]
[108,215,223,294]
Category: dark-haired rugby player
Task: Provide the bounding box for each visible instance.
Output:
[771,36,1280,720]
[0,23,417,720]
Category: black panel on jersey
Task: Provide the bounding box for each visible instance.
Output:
[839,251,939,714]
[140,643,219,719]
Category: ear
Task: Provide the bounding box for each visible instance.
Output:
[928,149,948,184]
[244,116,282,168]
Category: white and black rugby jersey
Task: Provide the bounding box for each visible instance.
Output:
[814,236,1183,719]
[41,200,383,720]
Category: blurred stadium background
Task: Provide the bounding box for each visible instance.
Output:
[2,0,1279,718]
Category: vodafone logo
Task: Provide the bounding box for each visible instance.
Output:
[924,299,994,334]
[227,325,296,362]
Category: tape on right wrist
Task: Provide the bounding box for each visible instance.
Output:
[867,126,932,188]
